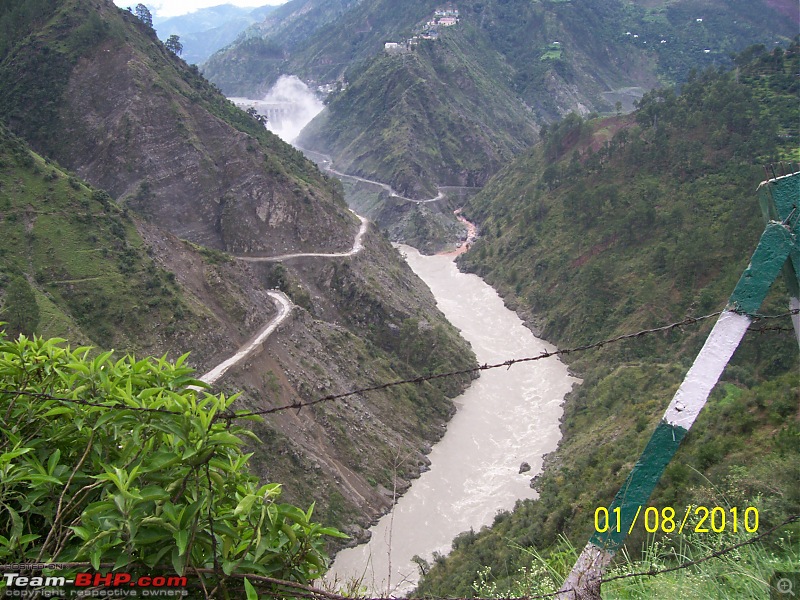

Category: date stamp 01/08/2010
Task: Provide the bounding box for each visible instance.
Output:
[594,505,759,536]
[592,505,797,597]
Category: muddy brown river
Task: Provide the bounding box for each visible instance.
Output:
[327,244,579,597]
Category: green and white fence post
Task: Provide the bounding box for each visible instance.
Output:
[758,173,800,348]
[559,172,799,599]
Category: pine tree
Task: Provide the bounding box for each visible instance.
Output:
[165,34,182,56]
[134,3,152,28]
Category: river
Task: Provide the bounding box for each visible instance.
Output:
[327,245,579,597]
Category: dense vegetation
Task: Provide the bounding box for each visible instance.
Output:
[0,334,344,595]
[416,43,800,597]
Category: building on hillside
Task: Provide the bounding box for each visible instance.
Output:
[439,16,458,26]
[384,41,408,54]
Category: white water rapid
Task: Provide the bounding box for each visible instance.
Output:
[327,245,579,597]
[230,75,323,143]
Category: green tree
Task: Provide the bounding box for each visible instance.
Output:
[0,335,346,590]
[134,3,152,28]
[165,34,182,56]
[1,275,39,336]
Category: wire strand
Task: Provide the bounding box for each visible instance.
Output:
[1,309,796,423]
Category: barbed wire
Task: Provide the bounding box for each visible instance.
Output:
[1,309,796,424]
[225,308,797,420]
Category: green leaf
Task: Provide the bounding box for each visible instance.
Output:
[18,533,40,545]
[305,501,315,522]
[143,450,181,471]
[42,406,73,417]
[171,546,186,575]
[235,494,257,516]
[266,503,278,526]
[114,553,131,570]
[207,431,244,447]
[134,527,171,545]
[47,449,61,475]
[174,529,189,556]
[24,473,63,486]
[316,527,350,539]
[0,447,32,462]
[94,410,121,430]
[243,577,258,600]
[70,526,92,541]
[162,502,179,525]
[138,486,170,502]
[222,560,237,576]
[6,506,22,541]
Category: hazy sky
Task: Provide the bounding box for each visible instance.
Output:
[113,0,287,18]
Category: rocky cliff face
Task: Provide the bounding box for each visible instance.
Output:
[1,0,353,255]
[62,41,359,255]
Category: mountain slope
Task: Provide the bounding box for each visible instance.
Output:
[206,0,797,111]
[209,0,796,235]
[0,123,193,351]
[416,43,800,596]
[0,0,479,539]
[299,23,539,199]
[0,0,354,255]
[154,3,277,65]
[201,0,359,96]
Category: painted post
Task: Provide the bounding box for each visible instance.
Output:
[758,173,800,348]
[558,172,799,599]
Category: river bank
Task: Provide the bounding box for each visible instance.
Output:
[327,245,579,596]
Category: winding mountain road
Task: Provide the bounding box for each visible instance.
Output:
[295,147,447,204]
[197,290,293,386]
[196,211,368,387]
[195,148,480,387]
[236,212,368,262]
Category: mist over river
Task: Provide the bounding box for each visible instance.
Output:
[327,245,579,597]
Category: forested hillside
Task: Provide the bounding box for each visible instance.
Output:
[298,23,538,199]
[417,42,800,597]
[207,0,796,112]
[285,0,794,227]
